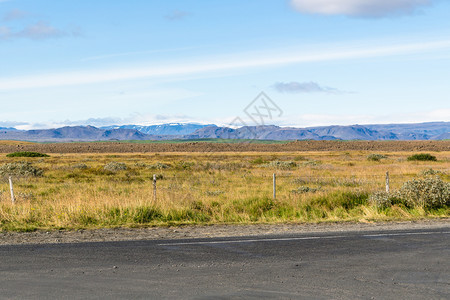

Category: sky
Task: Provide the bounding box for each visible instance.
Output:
[0,0,449,129]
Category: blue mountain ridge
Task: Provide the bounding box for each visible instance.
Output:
[101,123,215,136]
[0,122,448,142]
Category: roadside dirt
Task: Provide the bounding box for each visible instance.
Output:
[0,140,449,153]
[0,219,448,245]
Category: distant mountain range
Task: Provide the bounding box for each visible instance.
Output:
[101,123,213,136]
[0,122,448,142]
[0,126,163,142]
[184,122,450,141]
[0,127,17,131]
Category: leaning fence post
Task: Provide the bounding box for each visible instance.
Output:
[153,174,157,201]
[273,173,276,200]
[385,171,390,194]
[9,176,15,204]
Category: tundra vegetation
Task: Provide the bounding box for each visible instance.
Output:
[0,150,448,231]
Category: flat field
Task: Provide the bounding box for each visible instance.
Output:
[0,139,449,153]
[0,143,449,231]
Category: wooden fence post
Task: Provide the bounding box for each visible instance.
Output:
[385,171,390,194]
[273,173,276,200]
[153,174,157,201]
[9,176,15,204]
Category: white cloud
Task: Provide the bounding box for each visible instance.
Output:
[273,81,346,94]
[1,38,450,91]
[3,9,28,21]
[0,21,80,41]
[12,114,209,130]
[281,109,450,127]
[0,26,11,39]
[0,121,28,128]
[290,0,433,17]
[18,21,64,39]
[80,46,197,62]
[165,10,191,21]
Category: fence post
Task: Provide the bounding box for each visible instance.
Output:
[153,174,157,201]
[273,173,276,200]
[9,176,15,204]
[385,171,390,194]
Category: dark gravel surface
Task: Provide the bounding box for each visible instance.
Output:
[0,219,448,245]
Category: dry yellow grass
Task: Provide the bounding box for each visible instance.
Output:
[0,150,448,231]
[0,140,36,146]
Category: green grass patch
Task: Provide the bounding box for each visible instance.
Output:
[6,151,49,158]
[407,153,437,161]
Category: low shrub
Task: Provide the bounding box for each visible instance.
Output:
[368,191,403,209]
[407,153,437,161]
[420,168,443,176]
[367,154,387,162]
[262,160,297,169]
[104,162,127,172]
[398,176,449,208]
[6,151,49,158]
[0,162,44,177]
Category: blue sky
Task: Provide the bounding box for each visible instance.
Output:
[0,0,449,129]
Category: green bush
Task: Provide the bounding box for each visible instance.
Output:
[407,153,437,161]
[6,151,49,158]
[368,191,403,209]
[398,176,449,208]
[0,162,44,177]
[367,154,387,162]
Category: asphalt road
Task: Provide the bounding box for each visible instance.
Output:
[0,228,448,299]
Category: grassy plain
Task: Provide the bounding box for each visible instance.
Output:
[0,150,448,231]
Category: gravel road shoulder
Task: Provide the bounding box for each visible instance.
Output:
[0,219,448,245]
